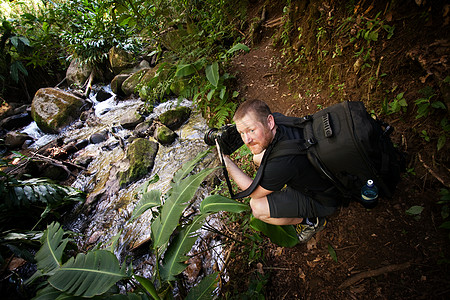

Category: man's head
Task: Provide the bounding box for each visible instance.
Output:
[233,99,276,155]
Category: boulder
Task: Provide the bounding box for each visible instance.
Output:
[156,125,177,145]
[95,88,113,102]
[108,46,135,74]
[111,74,129,95]
[118,138,159,187]
[4,131,33,149]
[120,109,145,129]
[66,59,93,87]
[159,106,191,130]
[31,88,86,133]
[121,68,152,96]
[0,112,32,130]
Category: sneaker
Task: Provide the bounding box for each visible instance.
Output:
[296,217,327,243]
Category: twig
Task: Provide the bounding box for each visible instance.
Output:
[32,152,86,171]
[418,153,449,187]
[339,262,411,289]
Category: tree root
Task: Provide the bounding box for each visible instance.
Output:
[339,262,411,289]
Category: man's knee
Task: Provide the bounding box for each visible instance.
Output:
[250,197,270,220]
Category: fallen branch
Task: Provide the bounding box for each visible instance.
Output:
[418,153,449,188]
[339,262,411,289]
[84,71,95,98]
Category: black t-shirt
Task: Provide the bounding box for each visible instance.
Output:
[259,125,333,194]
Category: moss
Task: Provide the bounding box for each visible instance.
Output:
[159,106,191,130]
[118,138,159,187]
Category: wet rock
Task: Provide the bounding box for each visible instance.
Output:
[4,131,33,149]
[184,255,203,283]
[40,163,70,181]
[118,138,159,187]
[95,88,113,102]
[120,108,144,129]
[121,68,152,96]
[73,152,95,168]
[90,131,108,144]
[31,88,86,133]
[75,139,89,150]
[66,59,94,87]
[159,106,191,130]
[109,46,135,74]
[111,74,129,95]
[0,112,32,130]
[133,120,154,137]
[156,125,177,145]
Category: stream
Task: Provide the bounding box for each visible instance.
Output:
[21,86,227,289]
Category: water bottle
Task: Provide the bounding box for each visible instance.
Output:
[361,179,378,209]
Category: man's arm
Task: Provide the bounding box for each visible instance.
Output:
[222,156,273,199]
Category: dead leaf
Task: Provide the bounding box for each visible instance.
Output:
[257,262,264,275]
[307,237,317,250]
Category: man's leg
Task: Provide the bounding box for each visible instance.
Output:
[250,196,302,225]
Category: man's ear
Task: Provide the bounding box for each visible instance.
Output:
[267,114,275,130]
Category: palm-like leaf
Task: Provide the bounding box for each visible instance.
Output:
[171,150,209,184]
[4,178,84,208]
[160,215,206,281]
[35,222,70,275]
[200,195,249,214]
[151,167,214,255]
[130,190,161,222]
[48,250,126,298]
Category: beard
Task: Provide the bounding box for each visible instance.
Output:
[246,129,273,155]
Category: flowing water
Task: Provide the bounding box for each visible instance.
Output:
[21,86,227,287]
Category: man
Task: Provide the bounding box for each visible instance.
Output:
[219,99,338,242]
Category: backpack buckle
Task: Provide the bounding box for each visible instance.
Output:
[307,137,316,145]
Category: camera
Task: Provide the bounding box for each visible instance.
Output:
[204,124,244,155]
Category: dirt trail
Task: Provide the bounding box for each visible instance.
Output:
[226,17,450,300]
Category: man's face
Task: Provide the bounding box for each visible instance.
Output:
[235,112,274,155]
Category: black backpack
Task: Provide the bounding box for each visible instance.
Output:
[232,101,405,207]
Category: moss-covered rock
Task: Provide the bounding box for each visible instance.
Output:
[122,68,152,96]
[111,74,130,95]
[66,59,93,87]
[109,46,135,74]
[118,138,159,187]
[159,106,191,130]
[31,88,86,133]
[156,125,177,145]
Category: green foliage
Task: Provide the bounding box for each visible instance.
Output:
[385,92,408,115]
[438,189,450,239]
[328,244,338,262]
[249,217,299,248]
[128,149,247,298]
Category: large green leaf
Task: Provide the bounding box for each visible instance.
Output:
[4,178,84,208]
[226,43,249,55]
[249,217,299,247]
[160,215,206,281]
[35,222,70,275]
[48,250,126,297]
[134,275,160,300]
[130,190,161,222]
[172,150,209,184]
[151,168,215,255]
[200,195,249,214]
[175,63,196,77]
[185,272,219,300]
[205,62,219,87]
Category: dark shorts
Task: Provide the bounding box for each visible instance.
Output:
[267,186,337,218]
